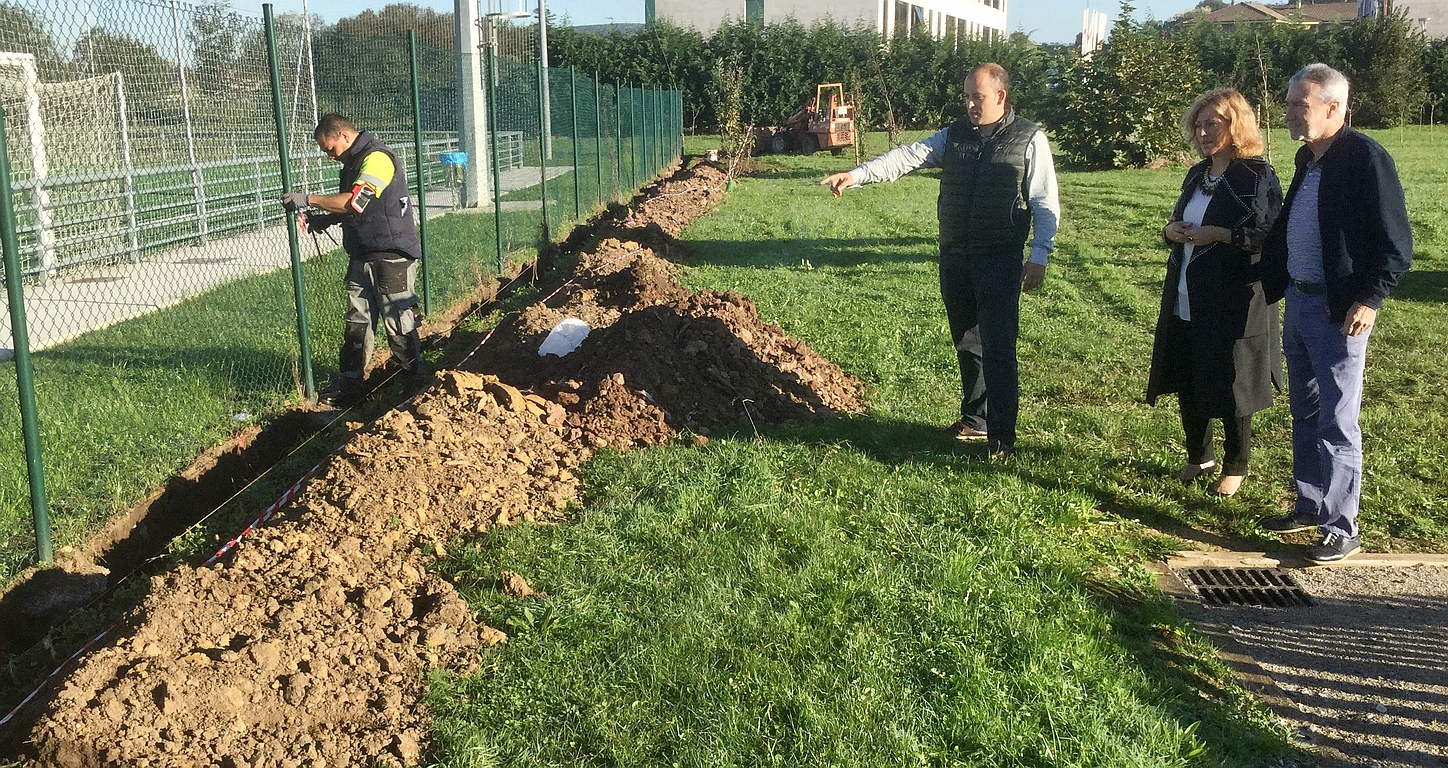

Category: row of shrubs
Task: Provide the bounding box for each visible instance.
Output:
[549,2,1448,168]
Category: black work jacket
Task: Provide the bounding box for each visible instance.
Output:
[1146,156,1284,417]
[1261,127,1412,323]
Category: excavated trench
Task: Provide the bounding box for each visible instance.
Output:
[0,160,867,767]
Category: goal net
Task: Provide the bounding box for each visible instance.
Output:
[0,53,131,278]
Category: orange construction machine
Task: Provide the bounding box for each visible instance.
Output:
[755,83,856,155]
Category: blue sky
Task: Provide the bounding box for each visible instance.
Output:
[268,0,1201,45]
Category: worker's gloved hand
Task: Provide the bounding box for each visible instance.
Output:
[306,213,340,233]
[280,191,310,212]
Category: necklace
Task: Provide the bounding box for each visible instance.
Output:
[1200,169,1224,195]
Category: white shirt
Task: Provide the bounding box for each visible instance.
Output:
[848,123,1061,265]
[1175,187,1213,321]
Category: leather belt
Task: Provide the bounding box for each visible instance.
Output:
[1292,278,1327,295]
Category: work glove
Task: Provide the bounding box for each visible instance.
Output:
[280,191,310,212]
[306,212,340,233]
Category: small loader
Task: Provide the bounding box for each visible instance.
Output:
[754,83,856,155]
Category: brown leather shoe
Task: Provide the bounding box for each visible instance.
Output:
[1176,460,1216,483]
[1211,474,1245,497]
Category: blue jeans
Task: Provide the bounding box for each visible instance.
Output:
[1283,285,1370,537]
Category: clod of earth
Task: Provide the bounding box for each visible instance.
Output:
[13,161,864,767]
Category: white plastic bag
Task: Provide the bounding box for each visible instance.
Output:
[538,317,591,357]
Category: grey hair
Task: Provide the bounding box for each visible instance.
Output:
[1290,63,1350,105]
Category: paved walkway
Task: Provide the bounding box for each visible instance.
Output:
[0,165,574,359]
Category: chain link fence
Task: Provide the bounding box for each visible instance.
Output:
[0,0,684,579]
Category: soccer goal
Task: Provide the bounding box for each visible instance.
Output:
[0,52,135,282]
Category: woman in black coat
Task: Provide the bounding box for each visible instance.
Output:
[1147,89,1283,497]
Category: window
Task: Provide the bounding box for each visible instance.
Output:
[645,0,656,24]
[745,0,764,25]
[895,0,909,34]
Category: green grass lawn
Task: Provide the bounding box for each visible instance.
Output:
[422,128,1446,766]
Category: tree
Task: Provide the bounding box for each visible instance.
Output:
[1054,2,1205,168]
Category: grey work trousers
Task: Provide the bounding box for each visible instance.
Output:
[340,256,422,382]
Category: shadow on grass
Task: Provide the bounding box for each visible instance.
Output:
[743,414,1279,551]
[682,236,938,270]
[1393,269,1448,304]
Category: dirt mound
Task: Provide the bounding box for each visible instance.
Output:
[524,291,865,448]
[26,373,578,767]
[468,231,865,450]
[626,162,730,237]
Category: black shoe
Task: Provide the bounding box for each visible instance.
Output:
[1304,532,1361,564]
[1260,511,1319,534]
[940,420,989,442]
[317,380,362,408]
[987,440,1015,457]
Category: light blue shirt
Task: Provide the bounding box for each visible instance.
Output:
[849,125,1061,266]
[1286,162,1326,285]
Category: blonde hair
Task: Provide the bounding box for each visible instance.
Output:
[1180,89,1264,159]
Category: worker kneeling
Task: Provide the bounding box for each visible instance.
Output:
[282,113,426,406]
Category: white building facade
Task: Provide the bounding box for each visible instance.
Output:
[650,0,1007,40]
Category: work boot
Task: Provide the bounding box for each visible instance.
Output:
[317,377,362,408]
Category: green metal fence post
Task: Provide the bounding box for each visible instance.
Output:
[0,104,51,564]
[408,31,432,315]
[537,58,550,242]
[487,43,505,274]
[263,3,316,403]
[643,87,652,178]
[594,74,604,210]
[633,87,643,187]
[570,68,581,223]
[614,83,623,200]
[655,88,663,172]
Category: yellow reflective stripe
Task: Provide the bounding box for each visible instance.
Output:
[356,151,395,193]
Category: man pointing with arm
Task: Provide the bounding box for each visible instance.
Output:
[821,63,1060,453]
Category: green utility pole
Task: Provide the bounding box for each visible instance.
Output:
[0,104,51,564]
[263,3,316,403]
[408,31,432,315]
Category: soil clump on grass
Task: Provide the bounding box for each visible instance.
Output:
[4,158,864,766]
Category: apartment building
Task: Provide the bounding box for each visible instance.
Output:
[647,0,1008,40]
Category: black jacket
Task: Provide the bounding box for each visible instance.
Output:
[1261,126,1412,323]
[1147,156,1283,417]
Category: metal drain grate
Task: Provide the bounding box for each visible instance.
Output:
[1180,567,1314,608]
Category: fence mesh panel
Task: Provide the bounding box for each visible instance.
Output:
[0,0,682,579]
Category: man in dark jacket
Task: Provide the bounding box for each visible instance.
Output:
[819,63,1060,454]
[1258,64,1413,563]
[281,114,425,405]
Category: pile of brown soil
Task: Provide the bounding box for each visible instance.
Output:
[6,158,866,766]
[26,374,575,767]
[626,162,730,237]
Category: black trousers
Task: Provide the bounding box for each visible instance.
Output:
[1169,317,1252,475]
[939,247,1023,448]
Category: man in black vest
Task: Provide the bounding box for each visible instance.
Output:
[821,63,1060,453]
[281,114,425,405]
